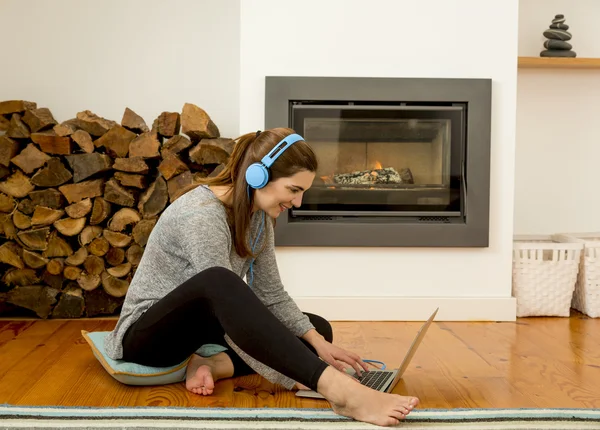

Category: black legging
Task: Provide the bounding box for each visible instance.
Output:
[121,266,330,391]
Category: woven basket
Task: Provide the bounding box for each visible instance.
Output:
[553,233,600,318]
[512,235,582,317]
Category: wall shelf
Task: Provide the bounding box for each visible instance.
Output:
[518,57,600,69]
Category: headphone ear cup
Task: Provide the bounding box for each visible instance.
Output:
[245,163,269,189]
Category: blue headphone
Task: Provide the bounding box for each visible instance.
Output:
[245,133,305,189]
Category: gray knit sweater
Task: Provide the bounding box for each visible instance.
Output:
[103,185,315,389]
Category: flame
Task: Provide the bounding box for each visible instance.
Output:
[374,161,382,169]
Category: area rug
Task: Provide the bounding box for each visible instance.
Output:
[1,405,600,429]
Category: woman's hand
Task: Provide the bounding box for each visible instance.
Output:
[311,337,370,376]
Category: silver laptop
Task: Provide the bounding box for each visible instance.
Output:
[295,307,439,399]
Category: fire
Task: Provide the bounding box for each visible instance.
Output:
[374,161,382,169]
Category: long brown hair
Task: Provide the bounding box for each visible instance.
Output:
[200,127,317,258]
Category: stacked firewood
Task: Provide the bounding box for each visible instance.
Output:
[0,101,233,318]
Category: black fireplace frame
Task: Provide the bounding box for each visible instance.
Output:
[265,76,492,247]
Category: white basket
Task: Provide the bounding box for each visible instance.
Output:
[512,235,583,317]
[553,232,600,318]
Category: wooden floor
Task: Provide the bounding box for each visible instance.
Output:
[1,312,599,409]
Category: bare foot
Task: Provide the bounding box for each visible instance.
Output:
[185,352,234,396]
[317,367,419,426]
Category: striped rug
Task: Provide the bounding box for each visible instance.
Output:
[1,405,600,429]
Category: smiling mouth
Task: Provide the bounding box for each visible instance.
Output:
[279,204,291,212]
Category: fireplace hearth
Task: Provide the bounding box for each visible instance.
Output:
[265,76,492,247]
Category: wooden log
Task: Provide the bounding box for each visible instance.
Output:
[65,198,92,218]
[208,163,225,178]
[129,132,160,158]
[121,107,149,134]
[71,129,94,153]
[0,165,9,180]
[101,271,129,297]
[83,255,104,275]
[189,138,233,165]
[112,157,149,174]
[162,135,192,156]
[53,119,79,137]
[88,237,109,256]
[0,213,17,240]
[0,242,24,268]
[90,197,111,225]
[126,244,143,266]
[138,177,167,218]
[132,218,156,247]
[65,247,88,266]
[167,170,193,202]
[107,208,141,232]
[17,227,50,251]
[10,142,51,174]
[6,114,30,139]
[107,262,131,278]
[181,103,220,142]
[84,287,123,316]
[29,189,64,209]
[103,229,132,248]
[63,265,82,281]
[31,206,65,227]
[74,110,117,137]
[105,247,125,266]
[157,111,180,137]
[16,198,35,214]
[2,268,39,286]
[12,210,31,229]
[114,172,147,189]
[41,270,64,290]
[51,285,84,318]
[6,285,59,319]
[77,272,101,292]
[30,131,72,154]
[47,258,65,275]
[0,100,37,115]
[79,225,102,246]
[58,178,104,204]
[0,193,16,213]
[93,125,136,158]
[22,249,49,269]
[65,153,113,183]
[0,115,10,131]
[0,135,20,167]
[54,217,86,236]
[30,157,73,187]
[158,153,189,180]
[22,108,57,133]
[0,170,35,198]
[104,178,135,207]
[44,231,73,257]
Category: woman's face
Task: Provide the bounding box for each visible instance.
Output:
[253,170,315,218]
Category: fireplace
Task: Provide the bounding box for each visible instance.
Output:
[265,77,492,247]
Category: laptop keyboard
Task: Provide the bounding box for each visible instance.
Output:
[357,371,391,391]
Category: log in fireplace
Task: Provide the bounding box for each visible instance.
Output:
[265,76,492,247]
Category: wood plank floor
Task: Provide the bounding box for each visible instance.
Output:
[0,311,599,409]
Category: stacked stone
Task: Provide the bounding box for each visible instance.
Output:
[541,14,576,57]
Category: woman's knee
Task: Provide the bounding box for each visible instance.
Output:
[305,313,333,343]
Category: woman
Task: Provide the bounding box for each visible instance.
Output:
[104,128,419,426]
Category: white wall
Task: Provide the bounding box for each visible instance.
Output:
[0,0,241,138]
[515,0,600,234]
[240,0,519,320]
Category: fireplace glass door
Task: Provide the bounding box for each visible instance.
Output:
[290,102,466,221]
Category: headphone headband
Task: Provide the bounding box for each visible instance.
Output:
[261,133,304,168]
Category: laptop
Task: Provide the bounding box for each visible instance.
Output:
[295,307,439,399]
